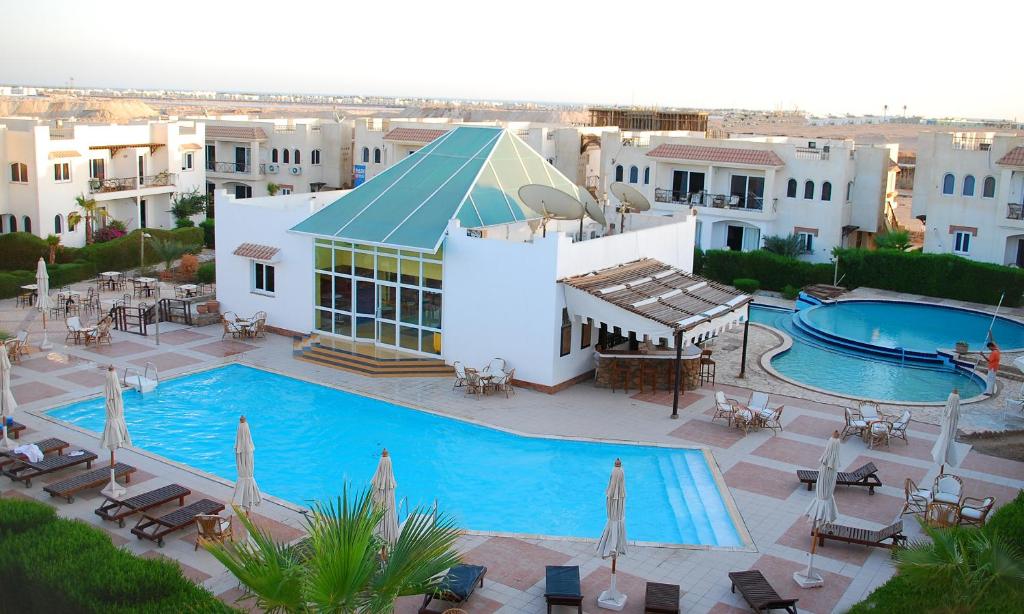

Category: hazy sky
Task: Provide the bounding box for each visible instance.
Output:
[1,0,1020,119]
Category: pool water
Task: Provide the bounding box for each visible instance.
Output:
[799,301,1024,352]
[49,364,742,547]
[750,305,984,402]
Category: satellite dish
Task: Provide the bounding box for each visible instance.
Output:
[609,182,651,234]
[518,184,584,237]
[579,189,607,226]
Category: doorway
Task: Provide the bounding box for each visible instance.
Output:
[137,154,145,187]
[376,283,398,347]
[672,170,685,201]
[726,225,744,251]
[354,279,376,341]
[1016,239,1024,267]
[139,199,148,229]
[234,147,249,173]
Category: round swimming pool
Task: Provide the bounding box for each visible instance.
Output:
[798,300,1024,352]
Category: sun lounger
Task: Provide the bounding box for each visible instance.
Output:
[728,570,798,614]
[797,462,881,495]
[419,564,488,614]
[644,581,680,614]
[96,483,192,527]
[0,437,69,469]
[131,498,225,547]
[43,462,136,503]
[816,520,906,549]
[3,449,98,488]
[545,565,583,614]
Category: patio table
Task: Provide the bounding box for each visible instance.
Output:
[99,271,122,290]
[178,284,198,297]
[135,277,157,297]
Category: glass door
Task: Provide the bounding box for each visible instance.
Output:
[376,283,398,347]
[354,280,376,340]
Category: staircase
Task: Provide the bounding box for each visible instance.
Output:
[293,335,453,378]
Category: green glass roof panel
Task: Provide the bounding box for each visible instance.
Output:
[467,161,520,226]
[388,160,490,249]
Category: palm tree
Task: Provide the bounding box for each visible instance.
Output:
[208,487,462,614]
[45,233,61,264]
[147,237,198,272]
[73,193,106,244]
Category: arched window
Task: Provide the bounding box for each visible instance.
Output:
[362,147,370,163]
[271,148,278,163]
[628,166,639,184]
[22,216,31,234]
[821,181,832,201]
[643,166,650,185]
[294,149,301,164]
[311,149,321,165]
[8,215,16,232]
[983,176,996,198]
[373,148,382,164]
[786,178,797,198]
[282,149,290,164]
[54,214,63,234]
[9,162,28,183]
[614,165,623,182]
[804,180,814,199]
[963,174,975,196]
[942,173,955,195]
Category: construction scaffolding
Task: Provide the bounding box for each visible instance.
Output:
[587,107,708,133]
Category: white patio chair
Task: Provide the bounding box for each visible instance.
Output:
[933,474,964,505]
[452,361,467,390]
[65,316,84,344]
[901,478,931,516]
[712,391,737,425]
[859,402,880,421]
[841,407,869,440]
[748,391,770,413]
[890,410,911,444]
[483,358,506,374]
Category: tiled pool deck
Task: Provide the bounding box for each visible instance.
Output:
[2,282,1023,614]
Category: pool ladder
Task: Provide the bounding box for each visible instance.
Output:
[123,362,159,393]
[398,497,438,529]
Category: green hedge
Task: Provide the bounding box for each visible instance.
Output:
[66,227,203,272]
[700,248,1024,307]
[732,278,760,293]
[0,499,231,613]
[0,232,50,270]
[199,218,215,249]
[0,262,98,299]
[197,262,216,284]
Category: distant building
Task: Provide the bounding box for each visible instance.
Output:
[587,107,708,133]
[912,132,1024,265]
[0,118,205,246]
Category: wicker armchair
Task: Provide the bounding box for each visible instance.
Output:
[890,410,911,444]
[841,407,869,440]
[901,478,931,516]
[958,496,995,527]
[464,367,484,398]
[222,318,242,340]
[712,391,737,425]
[452,361,467,390]
[194,514,233,551]
[759,405,785,435]
[84,316,113,346]
[933,473,964,505]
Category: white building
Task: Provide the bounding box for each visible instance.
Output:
[0,118,205,246]
[912,132,1024,265]
[202,116,353,201]
[600,130,900,261]
[216,126,747,391]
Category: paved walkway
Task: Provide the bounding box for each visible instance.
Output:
[3,281,1023,614]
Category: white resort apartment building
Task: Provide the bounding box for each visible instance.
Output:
[599,130,900,262]
[912,132,1024,266]
[0,118,205,246]
[202,117,353,201]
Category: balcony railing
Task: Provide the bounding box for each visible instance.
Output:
[952,134,993,151]
[621,135,650,147]
[654,188,774,212]
[89,172,176,194]
[1008,203,1023,220]
[206,161,265,174]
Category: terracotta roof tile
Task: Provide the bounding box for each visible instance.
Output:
[206,126,268,141]
[232,242,279,261]
[997,146,1024,167]
[647,143,784,167]
[383,127,448,143]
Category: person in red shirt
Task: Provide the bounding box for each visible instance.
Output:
[980,341,1000,395]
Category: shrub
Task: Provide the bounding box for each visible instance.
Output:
[93,226,126,243]
[174,218,195,228]
[0,262,97,299]
[178,253,199,279]
[0,232,48,270]
[692,247,705,276]
[0,498,56,535]
[761,234,806,257]
[107,219,127,232]
[732,278,760,293]
[197,261,216,284]
[781,284,800,300]
[199,218,215,249]
[874,229,912,251]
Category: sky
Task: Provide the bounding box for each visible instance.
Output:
[1,0,1020,119]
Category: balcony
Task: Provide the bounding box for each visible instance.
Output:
[206,161,265,175]
[654,188,776,213]
[89,172,176,194]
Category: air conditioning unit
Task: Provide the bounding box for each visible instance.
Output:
[289,165,302,176]
[822,145,830,153]
[808,141,817,149]
[267,163,279,173]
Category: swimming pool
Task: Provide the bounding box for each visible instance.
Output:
[48,364,743,547]
[750,305,984,402]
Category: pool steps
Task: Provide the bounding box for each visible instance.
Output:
[292,335,453,378]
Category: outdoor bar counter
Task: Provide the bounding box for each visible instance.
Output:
[594,342,702,391]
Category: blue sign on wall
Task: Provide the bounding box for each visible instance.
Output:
[353,164,366,187]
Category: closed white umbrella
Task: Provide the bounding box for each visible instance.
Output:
[932,389,967,471]
[371,449,399,550]
[35,258,53,350]
[232,415,261,512]
[0,348,17,451]
[794,431,841,588]
[596,459,628,611]
[100,366,131,498]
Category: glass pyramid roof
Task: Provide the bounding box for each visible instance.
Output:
[290,126,591,251]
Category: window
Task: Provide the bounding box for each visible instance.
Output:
[730,174,765,208]
[53,162,70,182]
[253,262,276,294]
[282,149,290,164]
[786,178,797,198]
[821,181,832,201]
[6,216,16,232]
[271,148,279,163]
[54,214,63,234]
[628,166,639,184]
[280,186,292,195]
[962,174,975,196]
[983,176,996,198]
[942,173,955,195]
[181,152,194,171]
[9,162,27,183]
[88,158,105,180]
[643,166,650,185]
[803,180,814,199]
[234,184,252,199]
[797,232,814,253]
[953,231,971,254]
[311,149,321,165]
[206,144,215,170]
[614,165,623,182]
[361,147,370,163]
[373,148,382,164]
[580,319,592,349]
[559,308,572,357]
[22,216,31,234]
[846,181,853,201]
[294,149,301,164]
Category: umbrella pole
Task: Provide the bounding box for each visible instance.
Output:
[39,310,52,350]
[794,523,825,588]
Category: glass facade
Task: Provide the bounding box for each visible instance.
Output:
[314,240,443,355]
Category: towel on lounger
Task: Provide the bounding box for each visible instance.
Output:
[13,444,43,463]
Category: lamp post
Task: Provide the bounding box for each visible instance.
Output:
[139,232,159,346]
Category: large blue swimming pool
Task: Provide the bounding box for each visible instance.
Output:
[49,364,742,547]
